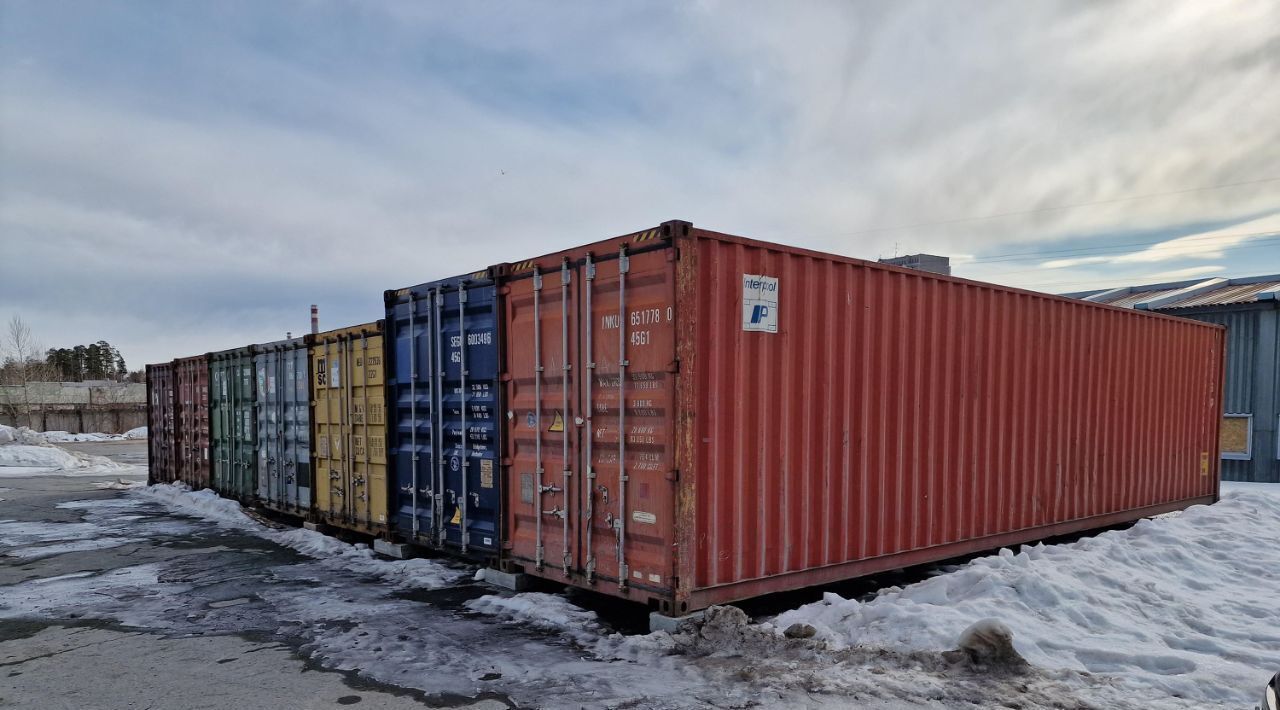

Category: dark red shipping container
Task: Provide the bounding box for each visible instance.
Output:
[499,220,1224,617]
[145,362,176,485]
[173,354,211,489]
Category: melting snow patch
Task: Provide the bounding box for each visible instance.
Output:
[4,536,143,561]
[137,483,463,589]
[466,592,602,644]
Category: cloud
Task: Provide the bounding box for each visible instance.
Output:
[2,1,1279,364]
[1040,213,1280,269]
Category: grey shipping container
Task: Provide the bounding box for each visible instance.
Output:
[255,337,312,515]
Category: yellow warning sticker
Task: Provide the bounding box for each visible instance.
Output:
[548,410,565,432]
[450,507,461,525]
[1200,451,1210,476]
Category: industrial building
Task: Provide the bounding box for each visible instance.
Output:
[1067,274,1280,482]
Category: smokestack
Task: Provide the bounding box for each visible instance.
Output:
[310,304,319,334]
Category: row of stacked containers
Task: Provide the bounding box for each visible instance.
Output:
[147,220,1227,617]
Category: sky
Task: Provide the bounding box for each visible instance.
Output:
[2,1,1278,368]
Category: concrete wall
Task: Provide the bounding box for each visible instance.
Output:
[0,382,146,434]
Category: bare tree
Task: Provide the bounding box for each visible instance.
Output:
[0,315,57,428]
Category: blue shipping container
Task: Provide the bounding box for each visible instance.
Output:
[385,270,502,556]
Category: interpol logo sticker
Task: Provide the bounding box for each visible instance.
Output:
[742,274,779,333]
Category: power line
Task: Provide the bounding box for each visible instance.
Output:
[809,176,1280,239]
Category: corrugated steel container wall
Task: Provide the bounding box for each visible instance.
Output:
[499,221,1224,614]
[145,362,176,485]
[310,322,389,535]
[173,354,211,489]
[255,338,312,515]
[384,272,503,556]
[210,347,258,501]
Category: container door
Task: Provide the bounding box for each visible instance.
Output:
[313,343,340,522]
[287,345,311,513]
[232,354,257,500]
[350,334,385,529]
[505,247,677,589]
[256,352,278,506]
[507,262,580,575]
[390,292,437,541]
[438,282,502,555]
[579,248,678,591]
[210,361,229,493]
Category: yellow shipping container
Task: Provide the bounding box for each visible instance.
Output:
[310,321,389,535]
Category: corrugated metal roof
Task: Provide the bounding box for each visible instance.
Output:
[1160,280,1280,309]
[1101,287,1185,309]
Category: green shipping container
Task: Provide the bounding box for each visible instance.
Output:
[210,345,259,502]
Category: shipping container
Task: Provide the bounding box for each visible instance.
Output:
[311,322,390,535]
[210,346,258,502]
[385,271,502,557]
[498,220,1224,617]
[145,362,176,485]
[255,337,312,516]
[173,354,211,489]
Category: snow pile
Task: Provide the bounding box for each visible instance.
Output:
[0,444,132,476]
[41,431,119,443]
[0,424,147,444]
[466,592,603,644]
[0,425,137,476]
[773,486,1280,706]
[0,425,51,446]
[137,483,463,589]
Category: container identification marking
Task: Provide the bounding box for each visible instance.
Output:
[742,274,779,333]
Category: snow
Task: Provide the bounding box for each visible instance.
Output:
[41,431,118,443]
[466,592,602,644]
[138,483,463,589]
[0,424,147,444]
[772,484,1280,707]
[0,443,132,476]
[0,425,139,476]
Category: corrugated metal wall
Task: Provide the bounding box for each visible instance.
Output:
[1191,311,1256,413]
[683,231,1223,606]
[1170,307,1279,482]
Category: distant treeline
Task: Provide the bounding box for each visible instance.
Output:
[44,341,138,382]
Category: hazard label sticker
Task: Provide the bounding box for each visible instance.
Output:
[548,411,565,432]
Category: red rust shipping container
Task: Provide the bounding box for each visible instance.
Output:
[173,354,211,489]
[145,362,177,485]
[498,220,1224,618]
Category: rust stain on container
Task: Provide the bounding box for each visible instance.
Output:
[499,221,1224,615]
[173,354,211,490]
